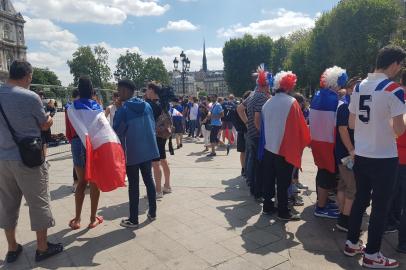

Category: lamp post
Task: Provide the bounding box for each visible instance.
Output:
[173,51,190,95]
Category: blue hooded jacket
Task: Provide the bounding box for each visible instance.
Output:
[113,97,159,166]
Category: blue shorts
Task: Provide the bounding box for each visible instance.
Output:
[71,137,86,168]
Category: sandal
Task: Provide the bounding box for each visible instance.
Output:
[88,216,104,229]
[69,219,81,230]
[5,244,23,263]
[35,242,63,262]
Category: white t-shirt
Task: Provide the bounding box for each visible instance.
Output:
[189,103,199,121]
[349,73,406,158]
[108,104,117,127]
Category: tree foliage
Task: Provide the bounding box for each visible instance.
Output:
[222,0,403,96]
[115,51,169,89]
[32,67,61,86]
[67,46,112,88]
[223,34,273,97]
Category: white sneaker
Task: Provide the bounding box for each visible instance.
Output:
[163,187,172,194]
[363,252,399,269]
[156,192,163,199]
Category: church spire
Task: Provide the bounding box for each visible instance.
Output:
[202,39,208,72]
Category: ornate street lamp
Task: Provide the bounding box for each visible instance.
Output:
[173,51,191,95]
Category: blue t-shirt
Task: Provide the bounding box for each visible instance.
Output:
[210,102,224,127]
[335,97,354,163]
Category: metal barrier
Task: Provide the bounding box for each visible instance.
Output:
[30,84,116,156]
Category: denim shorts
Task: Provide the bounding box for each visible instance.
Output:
[71,137,86,168]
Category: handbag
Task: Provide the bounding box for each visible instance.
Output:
[0,102,45,168]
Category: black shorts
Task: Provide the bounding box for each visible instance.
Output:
[316,168,338,190]
[222,121,233,130]
[210,126,221,144]
[237,132,246,152]
[173,118,184,134]
[41,129,52,144]
[153,137,167,161]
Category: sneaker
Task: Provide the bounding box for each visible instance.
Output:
[156,192,163,199]
[296,183,308,190]
[336,214,349,232]
[207,152,216,157]
[362,252,399,269]
[326,202,339,210]
[344,240,365,257]
[35,242,64,262]
[384,224,399,234]
[314,207,340,219]
[147,213,156,221]
[163,187,172,194]
[120,219,139,228]
[5,244,23,263]
[291,184,300,194]
[277,212,301,221]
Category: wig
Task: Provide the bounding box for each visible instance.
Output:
[320,66,348,89]
[273,71,297,92]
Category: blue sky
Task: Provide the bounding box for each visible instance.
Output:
[14,0,340,85]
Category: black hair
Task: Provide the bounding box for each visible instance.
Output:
[78,76,93,99]
[112,91,119,98]
[71,89,79,99]
[292,92,305,104]
[376,45,406,70]
[147,82,161,95]
[9,60,32,80]
[118,79,136,92]
[158,86,176,112]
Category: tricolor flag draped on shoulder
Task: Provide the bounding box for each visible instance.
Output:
[309,89,339,173]
[67,99,126,192]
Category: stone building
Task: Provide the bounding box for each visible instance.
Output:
[0,0,27,82]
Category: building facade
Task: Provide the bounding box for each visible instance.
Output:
[171,72,196,96]
[0,0,27,82]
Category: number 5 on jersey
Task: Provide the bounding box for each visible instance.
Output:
[359,95,372,123]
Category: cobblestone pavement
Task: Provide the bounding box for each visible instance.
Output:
[1,138,405,269]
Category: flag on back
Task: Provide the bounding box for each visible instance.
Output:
[259,93,310,168]
[309,89,339,173]
[67,99,126,192]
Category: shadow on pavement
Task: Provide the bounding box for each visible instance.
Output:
[50,185,73,201]
[98,200,148,221]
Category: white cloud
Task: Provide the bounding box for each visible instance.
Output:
[217,8,316,39]
[14,0,169,25]
[157,20,199,33]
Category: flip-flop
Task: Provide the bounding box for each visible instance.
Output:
[88,216,104,229]
[5,244,23,263]
[69,219,81,230]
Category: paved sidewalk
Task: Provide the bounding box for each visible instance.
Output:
[0,139,405,270]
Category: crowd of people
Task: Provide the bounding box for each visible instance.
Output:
[0,44,406,269]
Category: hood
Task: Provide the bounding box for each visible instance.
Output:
[125,97,147,116]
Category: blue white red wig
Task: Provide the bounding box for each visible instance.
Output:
[273,71,297,92]
[320,66,348,89]
[254,64,274,88]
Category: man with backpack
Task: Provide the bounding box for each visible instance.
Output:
[221,94,237,155]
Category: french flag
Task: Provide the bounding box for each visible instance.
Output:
[67,99,126,192]
[309,89,339,173]
[259,94,310,168]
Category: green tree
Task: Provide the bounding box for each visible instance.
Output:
[143,57,170,85]
[223,34,273,96]
[271,37,290,72]
[115,51,145,89]
[67,46,112,87]
[32,67,61,86]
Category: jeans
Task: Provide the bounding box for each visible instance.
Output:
[347,156,398,254]
[246,136,262,198]
[127,161,157,224]
[397,165,406,246]
[189,120,197,137]
[262,151,292,215]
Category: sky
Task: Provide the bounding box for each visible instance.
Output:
[14,0,340,86]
